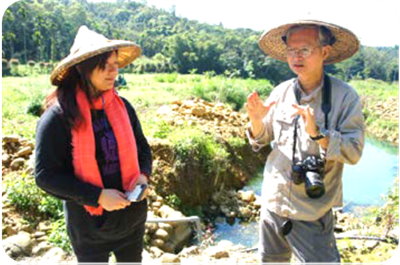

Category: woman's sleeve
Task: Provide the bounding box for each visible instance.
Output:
[122,98,153,177]
[34,108,102,206]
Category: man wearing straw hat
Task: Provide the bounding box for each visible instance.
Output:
[246,20,364,262]
[35,26,151,262]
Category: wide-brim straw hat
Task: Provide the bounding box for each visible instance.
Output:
[50,25,141,85]
[258,20,359,64]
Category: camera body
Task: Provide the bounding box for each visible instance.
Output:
[291,155,325,199]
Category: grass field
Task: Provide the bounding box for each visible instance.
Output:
[2,73,274,139]
[2,73,398,141]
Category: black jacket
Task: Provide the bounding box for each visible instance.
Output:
[34,97,152,254]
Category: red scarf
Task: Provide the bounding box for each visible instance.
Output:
[72,87,140,216]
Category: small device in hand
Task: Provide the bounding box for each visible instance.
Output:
[126,184,147,202]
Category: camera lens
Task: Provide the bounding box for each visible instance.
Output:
[304,171,325,198]
[281,220,293,236]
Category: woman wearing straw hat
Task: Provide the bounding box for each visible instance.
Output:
[35,26,152,263]
[245,20,364,262]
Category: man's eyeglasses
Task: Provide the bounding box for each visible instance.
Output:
[286,46,320,58]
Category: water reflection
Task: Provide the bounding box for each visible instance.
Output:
[343,138,398,210]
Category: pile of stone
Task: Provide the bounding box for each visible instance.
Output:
[145,188,194,257]
[150,99,267,208]
[2,216,69,262]
[156,98,248,139]
[2,135,34,174]
[210,189,261,222]
[1,135,194,260]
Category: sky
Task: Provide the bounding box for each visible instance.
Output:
[1,0,399,47]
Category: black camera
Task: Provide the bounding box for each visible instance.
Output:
[291,155,325,199]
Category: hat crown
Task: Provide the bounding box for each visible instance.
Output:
[70,26,109,55]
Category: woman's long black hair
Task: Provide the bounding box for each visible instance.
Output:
[45,51,114,128]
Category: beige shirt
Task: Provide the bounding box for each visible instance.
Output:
[246,76,365,221]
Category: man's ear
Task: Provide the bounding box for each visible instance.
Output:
[322,45,332,61]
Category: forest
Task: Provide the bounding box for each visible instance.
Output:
[2,0,399,85]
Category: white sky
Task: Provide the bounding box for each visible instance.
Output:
[1,0,400,47]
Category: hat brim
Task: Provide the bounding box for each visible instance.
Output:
[258,20,359,64]
[50,40,141,85]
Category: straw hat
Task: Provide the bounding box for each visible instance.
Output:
[258,20,359,64]
[50,26,141,85]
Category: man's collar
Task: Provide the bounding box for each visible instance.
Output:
[294,78,324,104]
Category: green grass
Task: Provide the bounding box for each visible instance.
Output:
[2,74,397,143]
[2,73,272,141]
[2,75,53,139]
[350,79,398,99]
[1,73,398,257]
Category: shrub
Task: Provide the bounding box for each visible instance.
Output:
[9,58,19,66]
[170,128,229,176]
[48,218,72,253]
[153,120,173,139]
[9,58,20,76]
[26,93,45,117]
[27,60,36,67]
[2,58,10,76]
[4,172,63,220]
[165,194,182,209]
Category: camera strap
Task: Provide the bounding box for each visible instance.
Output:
[292,73,331,163]
[321,74,332,130]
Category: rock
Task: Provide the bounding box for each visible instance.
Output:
[37,221,52,232]
[151,239,165,249]
[145,222,158,233]
[157,105,174,116]
[168,223,192,251]
[2,135,20,143]
[35,235,48,242]
[253,195,262,208]
[191,105,206,116]
[238,190,255,202]
[227,211,236,218]
[158,205,185,220]
[161,241,175,253]
[2,231,33,258]
[10,158,25,170]
[239,207,252,219]
[32,241,51,256]
[3,225,17,237]
[178,245,200,257]
[33,231,46,238]
[220,205,230,215]
[20,224,34,234]
[16,146,33,157]
[2,154,11,165]
[206,246,230,259]
[41,247,67,262]
[161,253,181,263]
[155,228,170,241]
[158,223,174,234]
[149,246,164,258]
[152,201,162,208]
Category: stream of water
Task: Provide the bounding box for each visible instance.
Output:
[214,138,398,247]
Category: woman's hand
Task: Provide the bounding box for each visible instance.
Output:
[245,92,275,137]
[135,174,149,200]
[98,189,131,211]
